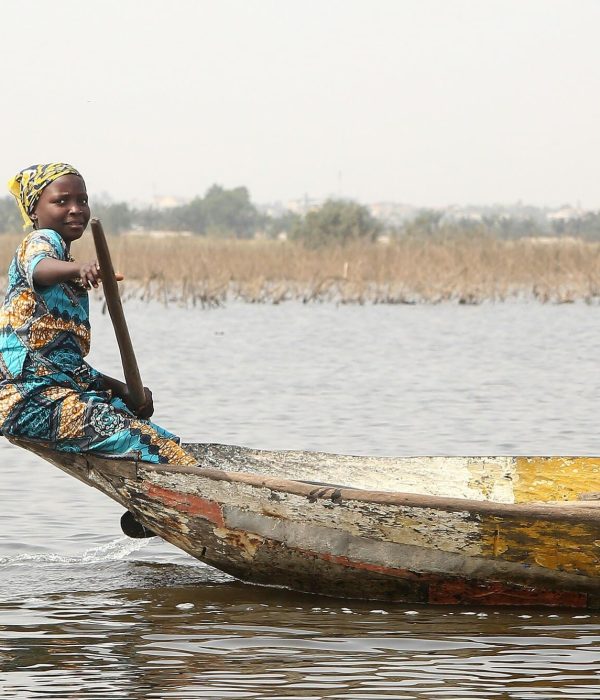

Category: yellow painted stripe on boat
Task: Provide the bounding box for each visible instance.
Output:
[513,457,600,503]
[481,515,600,577]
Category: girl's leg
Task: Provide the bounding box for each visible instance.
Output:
[49,387,197,466]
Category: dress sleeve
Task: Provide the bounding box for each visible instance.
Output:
[18,230,66,288]
[83,361,102,381]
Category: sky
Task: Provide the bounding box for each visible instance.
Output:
[1,0,599,208]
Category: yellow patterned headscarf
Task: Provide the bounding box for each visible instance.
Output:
[8,163,83,229]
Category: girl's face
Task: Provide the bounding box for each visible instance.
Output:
[32,175,90,244]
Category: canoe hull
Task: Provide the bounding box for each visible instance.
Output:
[12,440,600,608]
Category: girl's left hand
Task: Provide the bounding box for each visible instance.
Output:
[79,260,102,289]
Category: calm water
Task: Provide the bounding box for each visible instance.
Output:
[2,300,600,698]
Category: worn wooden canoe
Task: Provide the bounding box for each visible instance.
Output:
[11,439,600,608]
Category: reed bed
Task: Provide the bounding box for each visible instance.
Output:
[2,233,600,306]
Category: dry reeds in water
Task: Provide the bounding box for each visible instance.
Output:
[2,233,600,306]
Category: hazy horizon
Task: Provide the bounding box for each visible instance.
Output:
[91,190,595,213]
[2,0,599,209]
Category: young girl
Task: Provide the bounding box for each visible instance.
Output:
[0,162,197,466]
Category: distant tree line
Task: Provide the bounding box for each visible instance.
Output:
[133,185,262,238]
[2,184,600,243]
[0,196,23,234]
[395,209,600,241]
[0,184,381,246]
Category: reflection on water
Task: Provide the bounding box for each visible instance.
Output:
[2,582,599,699]
[2,301,600,697]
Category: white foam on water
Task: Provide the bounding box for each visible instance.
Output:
[81,536,151,562]
[0,537,151,567]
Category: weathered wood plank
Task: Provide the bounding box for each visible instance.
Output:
[142,465,600,524]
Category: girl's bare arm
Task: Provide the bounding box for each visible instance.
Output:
[33,258,101,288]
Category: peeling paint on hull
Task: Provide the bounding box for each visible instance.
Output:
[12,440,600,608]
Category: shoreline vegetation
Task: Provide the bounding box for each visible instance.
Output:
[3,233,600,306]
[3,187,600,305]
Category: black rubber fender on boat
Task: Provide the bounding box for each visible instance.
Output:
[120,510,157,538]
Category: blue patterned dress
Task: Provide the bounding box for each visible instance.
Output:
[0,229,196,465]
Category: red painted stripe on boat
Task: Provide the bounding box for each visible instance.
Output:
[428,580,588,608]
[317,551,424,580]
[143,484,225,526]
[314,550,588,607]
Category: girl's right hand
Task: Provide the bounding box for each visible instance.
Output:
[135,387,155,420]
[121,385,155,419]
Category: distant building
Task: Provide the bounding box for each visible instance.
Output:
[150,195,187,210]
[546,206,585,223]
[285,197,323,215]
[439,207,483,225]
[368,202,418,226]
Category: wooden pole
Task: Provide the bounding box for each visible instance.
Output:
[90,218,146,409]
